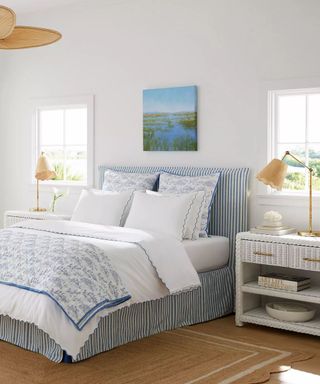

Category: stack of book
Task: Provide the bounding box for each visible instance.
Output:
[250,226,297,236]
[258,273,311,292]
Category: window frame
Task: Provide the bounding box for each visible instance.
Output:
[31,95,94,188]
[268,87,320,197]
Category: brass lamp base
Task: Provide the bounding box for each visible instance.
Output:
[298,231,320,237]
[30,208,47,212]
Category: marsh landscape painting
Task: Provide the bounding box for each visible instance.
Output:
[143,85,197,151]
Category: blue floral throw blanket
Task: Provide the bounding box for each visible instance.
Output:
[0,229,131,330]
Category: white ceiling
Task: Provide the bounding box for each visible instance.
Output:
[2,0,88,13]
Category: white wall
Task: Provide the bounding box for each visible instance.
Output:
[0,57,5,220]
[1,0,320,230]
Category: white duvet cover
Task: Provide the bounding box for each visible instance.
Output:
[0,220,200,358]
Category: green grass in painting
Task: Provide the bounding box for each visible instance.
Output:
[143,111,197,151]
[172,136,197,151]
[177,112,197,129]
[143,128,169,151]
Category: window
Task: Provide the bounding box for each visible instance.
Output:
[269,88,320,194]
[33,96,94,186]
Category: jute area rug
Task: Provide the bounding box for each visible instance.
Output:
[0,321,313,384]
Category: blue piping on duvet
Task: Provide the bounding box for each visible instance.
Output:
[0,280,131,331]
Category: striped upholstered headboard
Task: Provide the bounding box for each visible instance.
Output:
[98,166,250,274]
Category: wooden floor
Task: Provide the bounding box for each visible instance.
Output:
[200,315,320,383]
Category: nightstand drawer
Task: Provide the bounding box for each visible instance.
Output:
[241,240,288,266]
[289,245,320,271]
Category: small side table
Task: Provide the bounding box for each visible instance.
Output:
[236,231,320,336]
[4,210,71,228]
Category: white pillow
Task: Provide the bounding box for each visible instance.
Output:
[71,189,133,226]
[146,190,205,240]
[124,191,195,240]
[159,172,220,237]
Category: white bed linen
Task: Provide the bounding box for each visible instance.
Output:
[183,236,229,272]
[0,221,200,358]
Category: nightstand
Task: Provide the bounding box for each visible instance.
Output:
[4,210,71,228]
[236,231,320,336]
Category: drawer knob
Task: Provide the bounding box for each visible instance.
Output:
[303,257,320,263]
[253,251,273,257]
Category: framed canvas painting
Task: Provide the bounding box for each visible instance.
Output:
[143,85,197,151]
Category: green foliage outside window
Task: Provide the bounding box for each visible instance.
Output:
[52,162,83,181]
[281,149,320,191]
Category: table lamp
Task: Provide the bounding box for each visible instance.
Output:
[32,152,57,212]
[257,151,320,237]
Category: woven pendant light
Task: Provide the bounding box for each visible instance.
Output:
[0,5,61,49]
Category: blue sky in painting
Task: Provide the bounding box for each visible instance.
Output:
[143,86,197,113]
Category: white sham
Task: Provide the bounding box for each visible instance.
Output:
[71,189,133,226]
[158,172,220,236]
[146,190,205,240]
[125,191,196,240]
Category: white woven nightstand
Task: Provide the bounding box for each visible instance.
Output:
[4,210,71,228]
[236,231,320,336]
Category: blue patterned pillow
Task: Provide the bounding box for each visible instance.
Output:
[158,172,220,236]
[103,170,159,192]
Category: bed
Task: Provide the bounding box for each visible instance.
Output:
[0,166,249,363]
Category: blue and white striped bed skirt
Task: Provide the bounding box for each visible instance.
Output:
[0,266,233,363]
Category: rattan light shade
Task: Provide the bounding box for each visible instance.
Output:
[0,5,15,39]
[256,159,288,191]
[35,153,56,181]
[0,26,62,49]
[0,5,61,49]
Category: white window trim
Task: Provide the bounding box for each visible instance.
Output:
[31,95,94,189]
[267,87,320,198]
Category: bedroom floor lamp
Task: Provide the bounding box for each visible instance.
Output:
[257,150,320,237]
[32,152,57,212]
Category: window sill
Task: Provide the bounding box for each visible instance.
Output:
[28,182,91,195]
[40,182,88,187]
[257,193,320,208]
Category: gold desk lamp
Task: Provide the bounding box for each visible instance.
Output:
[257,150,320,237]
[32,152,57,212]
